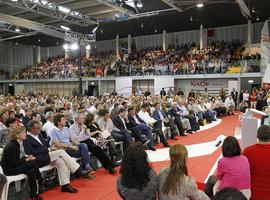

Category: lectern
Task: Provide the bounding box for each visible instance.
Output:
[241,109,267,148]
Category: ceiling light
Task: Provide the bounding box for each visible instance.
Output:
[56,42,59,46]
[60,25,70,31]
[86,45,91,50]
[251,7,255,13]
[58,6,71,13]
[141,23,144,28]
[137,1,143,8]
[155,28,157,33]
[38,39,41,42]
[100,29,103,33]
[15,43,18,45]
[10,0,18,2]
[70,42,79,50]
[63,43,69,50]
[196,3,204,8]
[15,27,20,32]
[256,16,259,21]
[190,16,193,21]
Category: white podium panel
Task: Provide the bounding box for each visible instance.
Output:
[241,118,259,148]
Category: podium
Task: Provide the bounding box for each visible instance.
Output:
[241,109,266,148]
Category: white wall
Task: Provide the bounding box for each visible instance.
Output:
[116,77,132,96]
[154,77,174,95]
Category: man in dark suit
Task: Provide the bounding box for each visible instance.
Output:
[160,88,166,96]
[24,120,80,193]
[152,102,178,140]
[231,88,238,107]
[127,107,156,151]
[113,108,142,143]
[22,108,32,127]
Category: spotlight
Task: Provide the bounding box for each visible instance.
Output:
[155,28,157,33]
[60,25,70,31]
[141,23,144,28]
[196,3,204,8]
[256,16,259,21]
[70,42,79,50]
[86,45,91,50]
[63,43,69,50]
[137,1,143,8]
[15,27,20,32]
[190,16,193,21]
[38,39,41,42]
[251,7,255,13]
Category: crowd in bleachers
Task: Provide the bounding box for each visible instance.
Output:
[117,40,248,76]
[9,40,261,80]
[0,86,269,199]
[12,51,115,80]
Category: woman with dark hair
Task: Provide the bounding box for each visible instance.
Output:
[213,136,251,199]
[158,144,209,200]
[116,142,158,200]
[84,112,121,162]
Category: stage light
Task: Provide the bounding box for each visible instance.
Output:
[137,1,143,8]
[63,43,69,50]
[58,6,71,13]
[70,42,79,50]
[60,25,70,31]
[86,45,91,50]
[196,3,204,8]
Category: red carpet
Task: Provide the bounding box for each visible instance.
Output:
[42,115,238,200]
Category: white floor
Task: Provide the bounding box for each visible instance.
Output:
[146,119,223,162]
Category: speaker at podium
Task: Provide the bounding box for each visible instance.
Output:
[241,109,267,148]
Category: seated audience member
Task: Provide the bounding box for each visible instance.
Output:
[0,108,10,147]
[117,142,158,200]
[224,96,235,115]
[170,102,191,135]
[4,117,16,128]
[50,114,95,179]
[84,113,121,162]
[212,97,227,118]
[158,144,209,200]
[243,125,270,200]
[32,112,48,140]
[22,108,32,126]
[113,108,143,143]
[212,188,247,200]
[138,103,170,147]
[97,109,132,150]
[0,174,7,197]
[1,124,43,200]
[70,113,118,174]
[24,120,80,193]
[210,136,251,199]
[239,101,249,113]
[178,100,199,132]
[128,107,156,151]
[42,111,55,138]
[152,102,178,140]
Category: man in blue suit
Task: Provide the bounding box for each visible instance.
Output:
[152,102,178,140]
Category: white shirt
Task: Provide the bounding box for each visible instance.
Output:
[43,121,55,137]
[27,132,42,145]
[225,98,235,108]
[138,110,156,124]
[19,109,26,117]
[243,93,250,101]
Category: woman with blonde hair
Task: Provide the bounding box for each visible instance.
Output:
[158,144,209,200]
[1,124,43,200]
